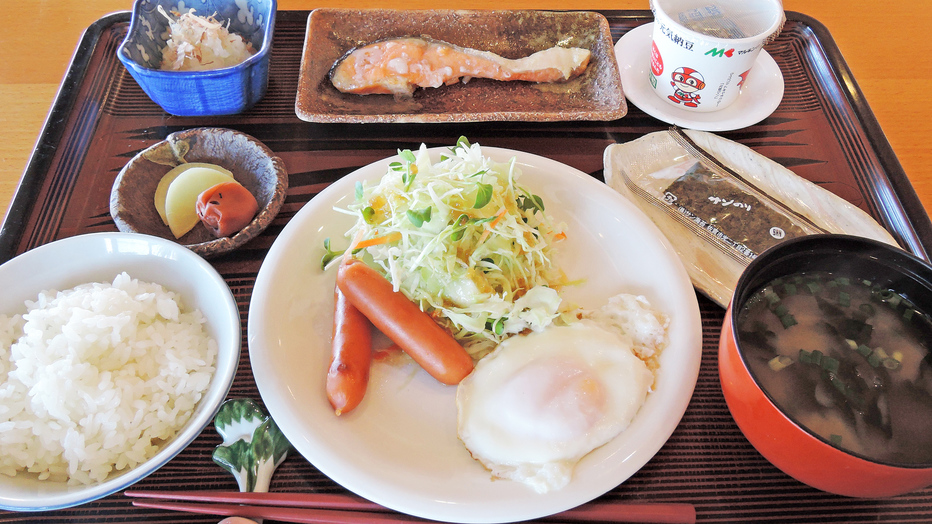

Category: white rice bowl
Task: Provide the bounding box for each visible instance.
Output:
[0,233,240,511]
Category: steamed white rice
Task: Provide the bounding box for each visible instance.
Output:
[0,272,217,485]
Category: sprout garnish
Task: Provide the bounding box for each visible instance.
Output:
[320,238,344,270]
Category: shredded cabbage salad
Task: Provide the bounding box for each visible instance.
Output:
[325,138,567,357]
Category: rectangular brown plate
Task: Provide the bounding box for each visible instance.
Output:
[294,8,627,123]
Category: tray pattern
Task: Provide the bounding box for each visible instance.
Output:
[2,10,932,523]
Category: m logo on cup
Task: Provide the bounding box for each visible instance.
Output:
[706,48,736,58]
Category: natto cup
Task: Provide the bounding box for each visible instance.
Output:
[649,0,784,112]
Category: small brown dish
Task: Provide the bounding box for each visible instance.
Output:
[110,127,288,258]
[295,8,627,123]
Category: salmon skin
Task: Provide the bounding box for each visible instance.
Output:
[329,37,591,97]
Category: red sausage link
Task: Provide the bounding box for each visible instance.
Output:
[336,259,474,385]
[327,284,373,416]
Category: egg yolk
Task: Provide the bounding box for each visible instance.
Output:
[497,358,608,441]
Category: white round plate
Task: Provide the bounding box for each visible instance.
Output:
[248,147,703,523]
[615,23,785,131]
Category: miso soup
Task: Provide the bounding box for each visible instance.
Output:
[736,270,932,465]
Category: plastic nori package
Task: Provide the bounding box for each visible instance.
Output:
[603,128,899,307]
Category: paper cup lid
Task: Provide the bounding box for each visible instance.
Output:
[651,0,785,43]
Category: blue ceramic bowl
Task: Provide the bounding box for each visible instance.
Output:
[117,0,276,116]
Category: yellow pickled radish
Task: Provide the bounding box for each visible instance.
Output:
[164,166,238,238]
[155,162,233,225]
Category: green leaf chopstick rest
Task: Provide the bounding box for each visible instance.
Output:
[213,398,291,492]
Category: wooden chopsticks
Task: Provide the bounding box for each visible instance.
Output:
[124,490,697,524]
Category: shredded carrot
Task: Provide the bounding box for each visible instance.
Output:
[477,230,491,245]
[553,231,567,242]
[354,231,403,250]
[477,208,508,245]
[340,229,368,265]
[488,208,507,228]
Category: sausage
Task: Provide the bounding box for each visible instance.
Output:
[327,284,373,416]
[336,259,474,385]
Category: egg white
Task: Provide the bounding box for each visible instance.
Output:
[455,320,654,493]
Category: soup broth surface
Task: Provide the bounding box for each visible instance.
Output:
[737,270,932,465]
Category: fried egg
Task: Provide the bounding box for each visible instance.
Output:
[455,315,656,493]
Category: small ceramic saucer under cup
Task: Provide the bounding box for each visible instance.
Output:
[615,23,784,131]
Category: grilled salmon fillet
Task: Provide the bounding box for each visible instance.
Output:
[330,37,591,96]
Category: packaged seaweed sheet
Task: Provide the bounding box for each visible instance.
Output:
[603,128,899,307]
[662,161,814,257]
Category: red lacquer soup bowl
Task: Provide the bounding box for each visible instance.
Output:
[719,234,932,497]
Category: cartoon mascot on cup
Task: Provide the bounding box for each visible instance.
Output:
[668,67,705,108]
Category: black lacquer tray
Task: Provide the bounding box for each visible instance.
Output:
[2,10,931,523]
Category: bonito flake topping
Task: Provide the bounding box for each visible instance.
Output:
[158,6,256,71]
